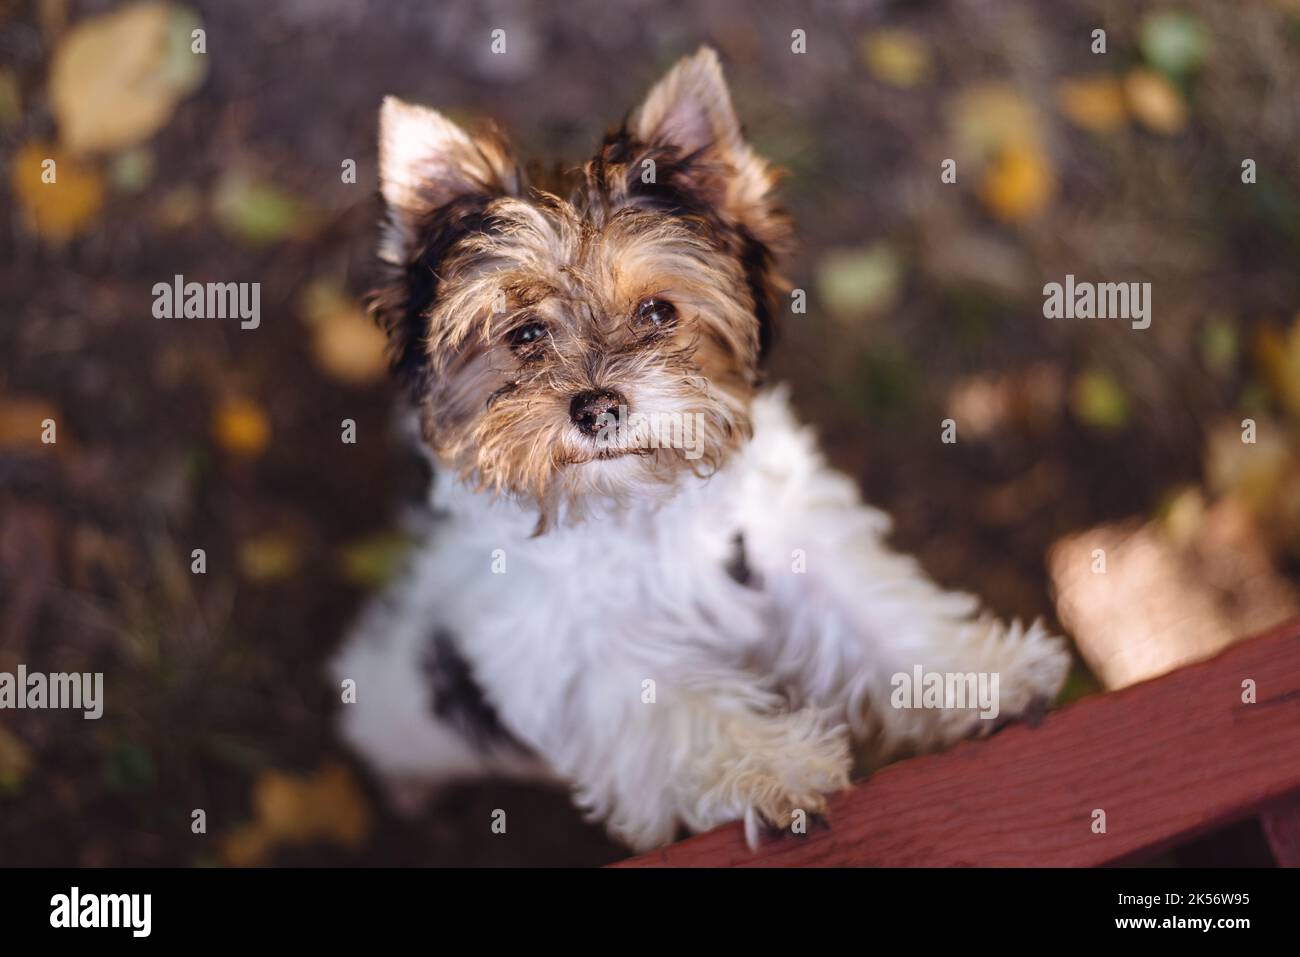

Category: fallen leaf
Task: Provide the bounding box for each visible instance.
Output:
[49,2,206,154]
[1254,317,1300,419]
[0,726,31,795]
[950,83,1043,163]
[860,29,930,88]
[337,533,413,587]
[109,147,156,193]
[212,171,315,245]
[154,184,202,229]
[221,763,371,866]
[1057,75,1128,134]
[11,141,104,242]
[978,140,1055,223]
[0,68,20,130]
[299,282,388,385]
[1139,10,1211,80]
[1049,513,1299,690]
[214,398,270,458]
[0,395,61,448]
[1205,416,1300,533]
[815,244,902,323]
[1071,369,1129,430]
[238,534,300,583]
[1124,68,1188,135]
[1200,316,1239,376]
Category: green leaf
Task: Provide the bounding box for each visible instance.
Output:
[815,244,902,323]
[1140,11,1210,80]
[1072,370,1130,431]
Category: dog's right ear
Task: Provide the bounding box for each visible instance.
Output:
[377,96,522,265]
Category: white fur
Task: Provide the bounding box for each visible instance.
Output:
[330,387,1069,851]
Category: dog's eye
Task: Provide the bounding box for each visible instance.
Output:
[635,298,677,329]
[506,320,548,349]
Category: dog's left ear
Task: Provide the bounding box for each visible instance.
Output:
[632,47,785,247]
[377,96,523,265]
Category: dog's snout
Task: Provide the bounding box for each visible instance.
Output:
[569,390,624,436]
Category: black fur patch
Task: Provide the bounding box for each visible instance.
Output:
[725,531,758,588]
[420,627,516,748]
[377,193,499,398]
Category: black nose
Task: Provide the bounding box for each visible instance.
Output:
[569,390,625,436]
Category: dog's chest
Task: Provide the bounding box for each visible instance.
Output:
[426,471,774,696]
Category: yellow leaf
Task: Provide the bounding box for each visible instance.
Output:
[1071,370,1129,430]
[238,534,300,583]
[979,141,1055,223]
[0,68,20,131]
[0,395,61,448]
[11,141,104,242]
[0,726,31,795]
[1057,76,1128,134]
[222,763,371,865]
[1254,318,1300,419]
[214,398,270,458]
[860,29,930,88]
[1205,417,1295,522]
[950,84,1043,163]
[49,2,207,155]
[300,282,388,385]
[1124,68,1187,135]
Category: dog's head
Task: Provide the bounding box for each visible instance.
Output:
[374,47,788,521]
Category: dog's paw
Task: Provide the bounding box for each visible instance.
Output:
[694,710,852,848]
[971,618,1070,734]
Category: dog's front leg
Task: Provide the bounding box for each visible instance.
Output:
[737,395,1070,758]
[745,494,1069,756]
[502,669,852,851]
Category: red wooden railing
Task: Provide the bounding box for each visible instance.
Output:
[618,620,1300,867]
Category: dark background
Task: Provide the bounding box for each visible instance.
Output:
[2,0,1298,865]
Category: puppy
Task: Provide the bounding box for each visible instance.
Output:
[331,47,1070,852]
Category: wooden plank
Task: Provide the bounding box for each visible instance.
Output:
[1259,799,1300,867]
[617,619,1300,867]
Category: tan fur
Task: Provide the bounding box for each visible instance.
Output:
[377,48,789,525]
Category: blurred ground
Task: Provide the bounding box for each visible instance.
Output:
[2,0,1299,865]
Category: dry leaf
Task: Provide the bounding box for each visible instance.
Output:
[1057,76,1128,134]
[0,68,20,131]
[11,141,104,242]
[0,725,31,794]
[238,534,300,583]
[860,29,930,88]
[49,2,206,155]
[1254,317,1300,419]
[1124,68,1187,135]
[978,141,1055,223]
[950,84,1043,163]
[814,244,902,324]
[212,172,315,245]
[1050,514,1299,690]
[214,398,270,458]
[337,533,413,587]
[0,395,61,449]
[299,283,388,385]
[221,763,371,866]
[1070,369,1129,430]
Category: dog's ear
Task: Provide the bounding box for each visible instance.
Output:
[631,47,784,245]
[378,96,522,265]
